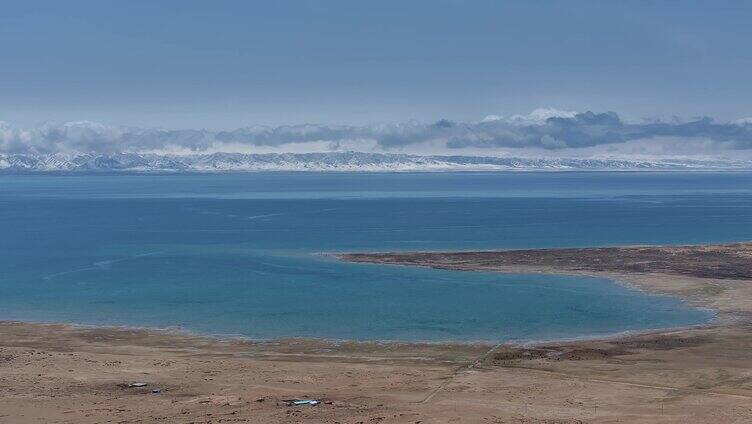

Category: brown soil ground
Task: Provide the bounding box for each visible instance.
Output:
[337,242,752,280]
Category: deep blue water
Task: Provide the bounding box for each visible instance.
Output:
[2,171,748,342]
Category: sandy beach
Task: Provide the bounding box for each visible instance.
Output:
[3,243,752,423]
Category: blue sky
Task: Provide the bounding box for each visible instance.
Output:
[1,0,751,130]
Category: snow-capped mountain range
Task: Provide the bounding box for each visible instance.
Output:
[1,152,750,173]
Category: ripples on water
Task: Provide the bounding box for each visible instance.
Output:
[2,172,749,341]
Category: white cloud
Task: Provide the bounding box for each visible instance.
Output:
[481,108,578,125]
[481,114,504,122]
[506,108,578,125]
[2,110,752,158]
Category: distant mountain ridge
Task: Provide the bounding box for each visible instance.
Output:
[1,152,749,173]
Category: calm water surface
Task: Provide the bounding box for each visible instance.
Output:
[3,172,748,341]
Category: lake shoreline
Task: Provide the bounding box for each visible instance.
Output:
[336,242,752,320]
[3,242,752,422]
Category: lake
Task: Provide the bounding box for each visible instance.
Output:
[3,171,748,341]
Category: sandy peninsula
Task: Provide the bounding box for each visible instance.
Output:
[3,243,752,423]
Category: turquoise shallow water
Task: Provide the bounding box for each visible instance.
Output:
[2,171,747,341]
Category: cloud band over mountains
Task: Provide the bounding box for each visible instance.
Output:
[2,110,752,157]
